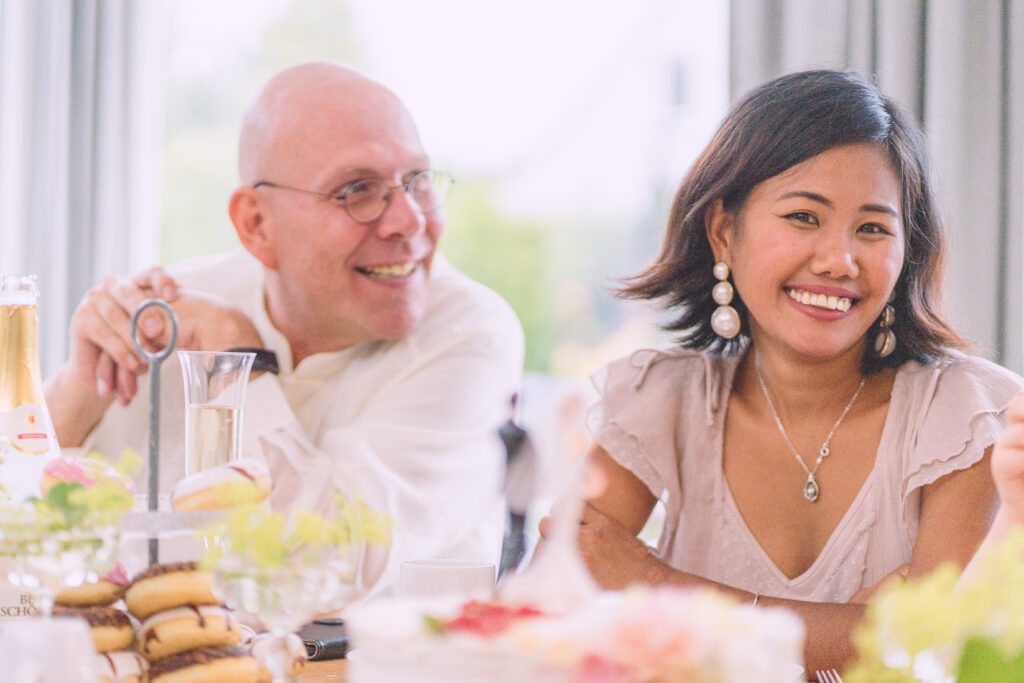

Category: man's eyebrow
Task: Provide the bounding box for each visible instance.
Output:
[778,191,898,217]
[331,167,380,181]
[329,161,432,183]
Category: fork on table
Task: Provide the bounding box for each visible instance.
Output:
[815,670,843,683]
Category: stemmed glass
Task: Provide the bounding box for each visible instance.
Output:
[201,494,384,682]
[213,549,357,682]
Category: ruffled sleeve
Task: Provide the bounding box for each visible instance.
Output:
[587,347,712,505]
[902,354,1024,514]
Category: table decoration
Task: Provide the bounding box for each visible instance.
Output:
[204,495,389,683]
[847,530,1024,682]
[0,452,135,616]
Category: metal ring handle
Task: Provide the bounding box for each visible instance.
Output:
[130,299,179,362]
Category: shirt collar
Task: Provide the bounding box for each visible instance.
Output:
[248,270,358,378]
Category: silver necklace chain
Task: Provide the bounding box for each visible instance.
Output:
[754,363,866,503]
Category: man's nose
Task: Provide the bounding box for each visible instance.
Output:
[375,186,426,239]
[811,229,859,279]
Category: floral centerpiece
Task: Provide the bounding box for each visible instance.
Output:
[848,531,1024,682]
[348,586,805,683]
[202,496,390,683]
[0,451,137,615]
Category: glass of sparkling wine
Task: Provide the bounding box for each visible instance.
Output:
[178,351,255,476]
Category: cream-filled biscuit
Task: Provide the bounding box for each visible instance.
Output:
[170,459,272,511]
[125,562,219,620]
[148,646,266,683]
[138,605,242,660]
[54,605,133,653]
[93,650,148,683]
[56,563,130,608]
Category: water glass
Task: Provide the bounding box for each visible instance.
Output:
[398,559,496,600]
[178,350,255,476]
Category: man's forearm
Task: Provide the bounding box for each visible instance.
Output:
[44,365,113,447]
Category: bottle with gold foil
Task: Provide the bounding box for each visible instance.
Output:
[0,275,61,619]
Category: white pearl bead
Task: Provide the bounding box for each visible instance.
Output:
[711,305,740,339]
[712,281,733,305]
[713,262,730,281]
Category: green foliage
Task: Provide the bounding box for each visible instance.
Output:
[848,531,1024,682]
[958,638,1024,682]
[200,494,390,572]
[442,183,558,371]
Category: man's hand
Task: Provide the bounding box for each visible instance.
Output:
[48,266,264,447]
[165,290,264,357]
[68,267,182,406]
[97,288,264,404]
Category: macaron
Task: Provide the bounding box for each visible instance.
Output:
[170,459,272,512]
[93,650,148,683]
[137,604,242,661]
[125,562,220,620]
[53,605,133,653]
[56,563,130,608]
[148,646,266,683]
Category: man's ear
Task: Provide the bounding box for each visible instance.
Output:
[229,187,278,270]
[705,198,736,264]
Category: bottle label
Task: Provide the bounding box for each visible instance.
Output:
[0,573,40,620]
[0,403,59,503]
[1,403,52,454]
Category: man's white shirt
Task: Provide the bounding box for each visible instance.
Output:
[80,249,524,600]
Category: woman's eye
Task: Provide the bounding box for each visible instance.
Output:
[784,212,817,225]
[858,223,891,236]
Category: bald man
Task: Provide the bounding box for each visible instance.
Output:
[46,63,524,598]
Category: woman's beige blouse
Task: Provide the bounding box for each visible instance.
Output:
[588,347,1024,602]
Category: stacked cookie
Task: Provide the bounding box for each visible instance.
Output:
[125,562,265,683]
[53,565,147,683]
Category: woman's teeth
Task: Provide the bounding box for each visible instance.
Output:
[787,288,852,312]
[359,262,416,279]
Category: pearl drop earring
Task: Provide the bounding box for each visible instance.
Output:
[710,261,740,339]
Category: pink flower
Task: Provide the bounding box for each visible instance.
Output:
[437,601,546,638]
[577,653,630,683]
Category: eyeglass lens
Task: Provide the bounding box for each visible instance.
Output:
[345,171,451,222]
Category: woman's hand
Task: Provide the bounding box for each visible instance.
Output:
[991,394,1024,522]
[847,564,909,604]
[540,503,662,589]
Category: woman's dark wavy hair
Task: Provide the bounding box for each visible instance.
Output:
[622,69,967,373]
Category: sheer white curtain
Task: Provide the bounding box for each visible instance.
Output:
[0,0,169,374]
[731,0,1024,372]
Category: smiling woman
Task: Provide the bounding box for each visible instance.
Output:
[568,70,1024,674]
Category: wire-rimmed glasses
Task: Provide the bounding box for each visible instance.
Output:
[254,169,454,223]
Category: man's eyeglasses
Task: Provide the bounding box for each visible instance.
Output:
[253,169,454,224]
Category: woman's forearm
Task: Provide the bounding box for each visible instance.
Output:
[641,560,865,673]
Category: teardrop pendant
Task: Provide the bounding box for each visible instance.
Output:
[803,475,820,502]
